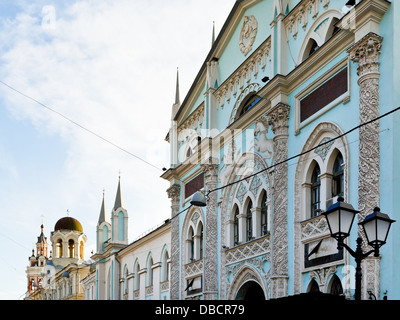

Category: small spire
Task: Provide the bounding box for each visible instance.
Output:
[113,175,124,211]
[212,21,215,46]
[175,67,180,106]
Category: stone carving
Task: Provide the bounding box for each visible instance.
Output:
[219,152,270,299]
[309,265,337,292]
[301,215,330,241]
[286,0,331,39]
[215,39,270,109]
[225,237,270,265]
[348,32,382,300]
[167,184,180,300]
[267,103,290,298]
[249,176,262,198]
[184,259,203,278]
[239,15,258,56]
[236,183,247,204]
[293,122,349,295]
[254,117,274,159]
[201,162,219,300]
[314,137,334,161]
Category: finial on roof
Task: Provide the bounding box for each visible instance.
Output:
[212,21,215,46]
[175,67,180,106]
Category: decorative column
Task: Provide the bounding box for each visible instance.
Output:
[201,159,219,300]
[267,103,290,299]
[167,184,181,300]
[348,32,383,300]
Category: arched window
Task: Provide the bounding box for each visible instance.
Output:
[329,275,343,296]
[187,227,194,262]
[134,261,140,291]
[56,239,63,258]
[311,164,321,218]
[102,225,108,252]
[308,279,320,293]
[123,265,129,294]
[161,249,169,282]
[236,93,261,120]
[234,206,239,246]
[147,256,154,286]
[198,222,204,259]
[260,192,268,236]
[246,199,253,241]
[79,241,84,259]
[68,239,75,258]
[332,153,344,197]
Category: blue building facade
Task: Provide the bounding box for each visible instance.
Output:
[162,0,399,300]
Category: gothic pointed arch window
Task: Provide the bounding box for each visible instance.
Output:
[233,205,239,246]
[161,248,170,282]
[134,260,140,291]
[311,164,321,218]
[246,199,253,242]
[187,227,194,263]
[260,191,268,236]
[332,152,344,197]
[147,255,154,287]
[308,279,320,293]
[198,221,204,259]
[328,275,343,296]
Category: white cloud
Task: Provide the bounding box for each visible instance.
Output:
[0,0,235,299]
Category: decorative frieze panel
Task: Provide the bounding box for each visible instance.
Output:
[214,38,271,109]
[301,215,330,241]
[160,281,169,292]
[184,259,204,278]
[225,236,270,265]
[177,104,204,135]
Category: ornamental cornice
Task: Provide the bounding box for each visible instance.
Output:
[177,104,204,136]
[284,0,331,39]
[214,37,271,109]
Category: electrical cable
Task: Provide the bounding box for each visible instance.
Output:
[207,105,400,195]
[168,105,400,222]
[0,80,163,172]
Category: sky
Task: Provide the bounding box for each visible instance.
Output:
[0,0,235,300]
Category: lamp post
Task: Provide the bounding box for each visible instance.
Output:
[323,197,395,300]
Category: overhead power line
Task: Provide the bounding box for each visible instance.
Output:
[0,80,162,171]
[169,105,400,221]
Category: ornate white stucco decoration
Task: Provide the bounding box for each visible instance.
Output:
[254,117,274,160]
[239,15,258,56]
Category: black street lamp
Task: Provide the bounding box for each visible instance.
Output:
[323,197,395,300]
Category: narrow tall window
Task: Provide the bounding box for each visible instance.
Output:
[68,239,75,258]
[233,207,239,246]
[199,223,204,259]
[56,239,62,258]
[246,200,253,241]
[260,192,268,236]
[332,153,344,197]
[311,165,321,218]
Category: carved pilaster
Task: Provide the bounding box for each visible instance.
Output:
[348,32,382,300]
[267,103,290,298]
[167,184,181,300]
[201,160,219,300]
